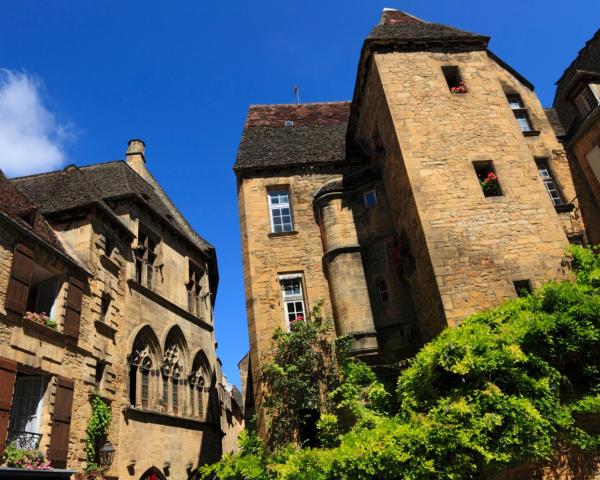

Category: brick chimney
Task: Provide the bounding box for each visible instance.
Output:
[379,8,423,26]
[125,139,146,177]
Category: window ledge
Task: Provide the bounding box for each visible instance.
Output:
[22,317,65,343]
[268,230,299,238]
[127,279,213,332]
[100,254,121,275]
[95,319,117,337]
[523,130,541,137]
[555,203,575,214]
[124,406,220,429]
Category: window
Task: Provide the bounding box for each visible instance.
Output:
[134,226,158,289]
[8,375,46,449]
[473,161,502,197]
[513,280,533,297]
[172,378,179,414]
[507,95,534,133]
[100,293,110,322]
[268,190,294,233]
[280,275,306,328]
[377,279,389,304]
[586,145,600,185]
[187,262,204,317]
[363,190,378,208]
[26,264,60,319]
[574,85,599,118]
[95,361,106,386]
[442,66,466,93]
[104,235,114,257]
[536,160,564,206]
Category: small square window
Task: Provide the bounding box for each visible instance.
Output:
[442,66,466,93]
[473,161,502,197]
[513,280,532,297]
[574,86,599,118]
[363,190,378,208]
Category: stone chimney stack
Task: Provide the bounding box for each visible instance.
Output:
[125,139,147,177]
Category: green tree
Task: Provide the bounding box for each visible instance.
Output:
[201,246,600,480]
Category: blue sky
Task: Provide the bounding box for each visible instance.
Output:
[0,0,597,386]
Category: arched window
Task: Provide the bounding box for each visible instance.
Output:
[162,327,188,415]
[129,326,160,409]
[190,351,210,419]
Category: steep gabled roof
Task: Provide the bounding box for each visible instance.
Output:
[0,170,87,271]
[235,102,365,173]
[366,9,489,51]
[12,161,214,253]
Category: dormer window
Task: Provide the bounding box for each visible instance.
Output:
[574,85,599,118]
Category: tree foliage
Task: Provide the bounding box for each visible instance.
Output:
[201,246,600,479]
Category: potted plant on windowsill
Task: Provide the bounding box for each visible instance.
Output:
[23,312,57,330]
[1,442,52,471]
[450,81,467,94]
[480,172,500,197]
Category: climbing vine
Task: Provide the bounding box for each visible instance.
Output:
[85,395,112,471]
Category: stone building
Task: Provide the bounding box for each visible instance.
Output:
[553,28,600,244]
[236,9,587,433]
[1,140,241,479]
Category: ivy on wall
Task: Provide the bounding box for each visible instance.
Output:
[85,395,112,472]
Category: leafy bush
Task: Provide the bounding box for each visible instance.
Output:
[85,395,112,471]
[201,246,600,479]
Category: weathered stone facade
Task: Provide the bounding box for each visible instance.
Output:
[553,28,600,244]
[236,9,589,435]
[1,141,242,479]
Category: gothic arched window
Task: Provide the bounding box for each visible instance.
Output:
[162,327,188,415]
[129,326,160,410]
[190,351,210,419]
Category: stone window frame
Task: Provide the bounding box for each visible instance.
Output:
[472,160,504,198]
[441,65,467,93]
[278,273,307,330]
[513,279,533,298]
[506,94,535,134]
[267,187,295,234]
[535,158,565,207]
[186,260,205,318]
[134,223,160,290]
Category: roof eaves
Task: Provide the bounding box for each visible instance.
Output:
[0,210,90,276]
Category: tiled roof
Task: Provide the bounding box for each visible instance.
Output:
[366,9,489,50]
[12,161,214,253]
[235,102,364,172]
[0,170,80,264]
[544,108,567,139]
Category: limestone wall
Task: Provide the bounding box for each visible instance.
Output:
[369,49,578,333]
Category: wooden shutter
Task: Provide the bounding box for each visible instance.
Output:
[64,276,84,339]
[0,358,17,456]
[5,244,34,315]
[48,377,74,468]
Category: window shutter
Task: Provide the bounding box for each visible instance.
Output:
[64,276,84,340]
[5,244,34,315]
[0,357,17,456]
[48,377,74,468]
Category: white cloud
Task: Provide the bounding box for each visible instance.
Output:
[0,70,72,178]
